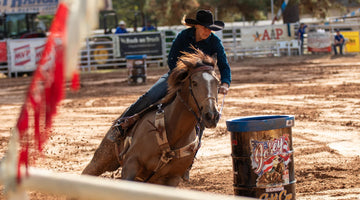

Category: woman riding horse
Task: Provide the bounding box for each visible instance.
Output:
[116,9,231,133]
[82,48,221,186]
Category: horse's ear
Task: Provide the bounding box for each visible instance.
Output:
[180,58,192,67]
[177,69,189,82]
[169,66,188,88]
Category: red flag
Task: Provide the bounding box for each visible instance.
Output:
[14,0,104,182]
[16,3,69,182]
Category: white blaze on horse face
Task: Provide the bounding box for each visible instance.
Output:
[202,72,213,95]
[202,72,217,106]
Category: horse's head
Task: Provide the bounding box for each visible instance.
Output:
[165,47,220,128]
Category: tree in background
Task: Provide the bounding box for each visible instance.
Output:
[113,0,146,31]
[112,0,199,29]
[300,0,360,19]
[281,0,360,23]
[300,0,336,19]
[146,0,199,26]
[198,0,268,22]
[112,0,267,27]
[112,0,360,27]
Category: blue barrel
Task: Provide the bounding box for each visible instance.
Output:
[226,115,296,199]
[126,55,147,84]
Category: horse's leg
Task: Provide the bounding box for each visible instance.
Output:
[164,176,182,186]
[82,129,121,176]
[121,156,140,181]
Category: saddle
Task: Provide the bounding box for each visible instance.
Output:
[106,103,166,142]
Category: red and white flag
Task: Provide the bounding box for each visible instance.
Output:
[14,0,104,182]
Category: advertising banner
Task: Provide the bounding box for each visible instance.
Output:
[342,31,360,53]
[8,38,47,73]
[0,41,7,63]
[307,32,332,52]
[240,25,295,48]
[118,32,162,57]
[0,0,59,15]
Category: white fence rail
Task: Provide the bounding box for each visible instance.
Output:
[0,167,254,200]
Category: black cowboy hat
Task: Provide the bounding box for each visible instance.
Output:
[185,10,224,31]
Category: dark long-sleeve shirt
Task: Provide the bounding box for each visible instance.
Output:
[167,27,231,86]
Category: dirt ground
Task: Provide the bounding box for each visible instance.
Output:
[1,54,360,200]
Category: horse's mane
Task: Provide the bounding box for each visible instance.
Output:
[161,47,219,104]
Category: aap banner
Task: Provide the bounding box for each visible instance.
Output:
[240,25,295,48]
[118,32,162,57]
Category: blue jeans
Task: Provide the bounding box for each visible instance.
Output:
[122,71,170,118]
[333,43,344,55]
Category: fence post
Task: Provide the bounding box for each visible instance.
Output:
[161,31,167,67]
[86,37,91,71]
[232,27,238,61]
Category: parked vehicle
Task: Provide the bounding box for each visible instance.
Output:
[0,12,47,40]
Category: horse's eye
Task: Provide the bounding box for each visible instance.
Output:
[192,80,198,87]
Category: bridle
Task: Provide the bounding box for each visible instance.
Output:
[177,63,218,144]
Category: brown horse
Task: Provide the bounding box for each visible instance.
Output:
[82,48,220,186]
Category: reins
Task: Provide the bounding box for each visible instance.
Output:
[177,91,205,144]
[219,93,226,120]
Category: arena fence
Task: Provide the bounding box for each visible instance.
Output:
[0,64,7,76]
[78,22,360,72]
[3,22,360,76]
[0,166,255,200]
[77,26,279,72]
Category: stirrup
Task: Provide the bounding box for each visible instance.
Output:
[116,125,126,137]
[113,119,127,137]
[116,114,140,129]
[107,124,125,142]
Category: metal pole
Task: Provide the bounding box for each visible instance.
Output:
[271,0,274,21]
[215,7,218,20]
